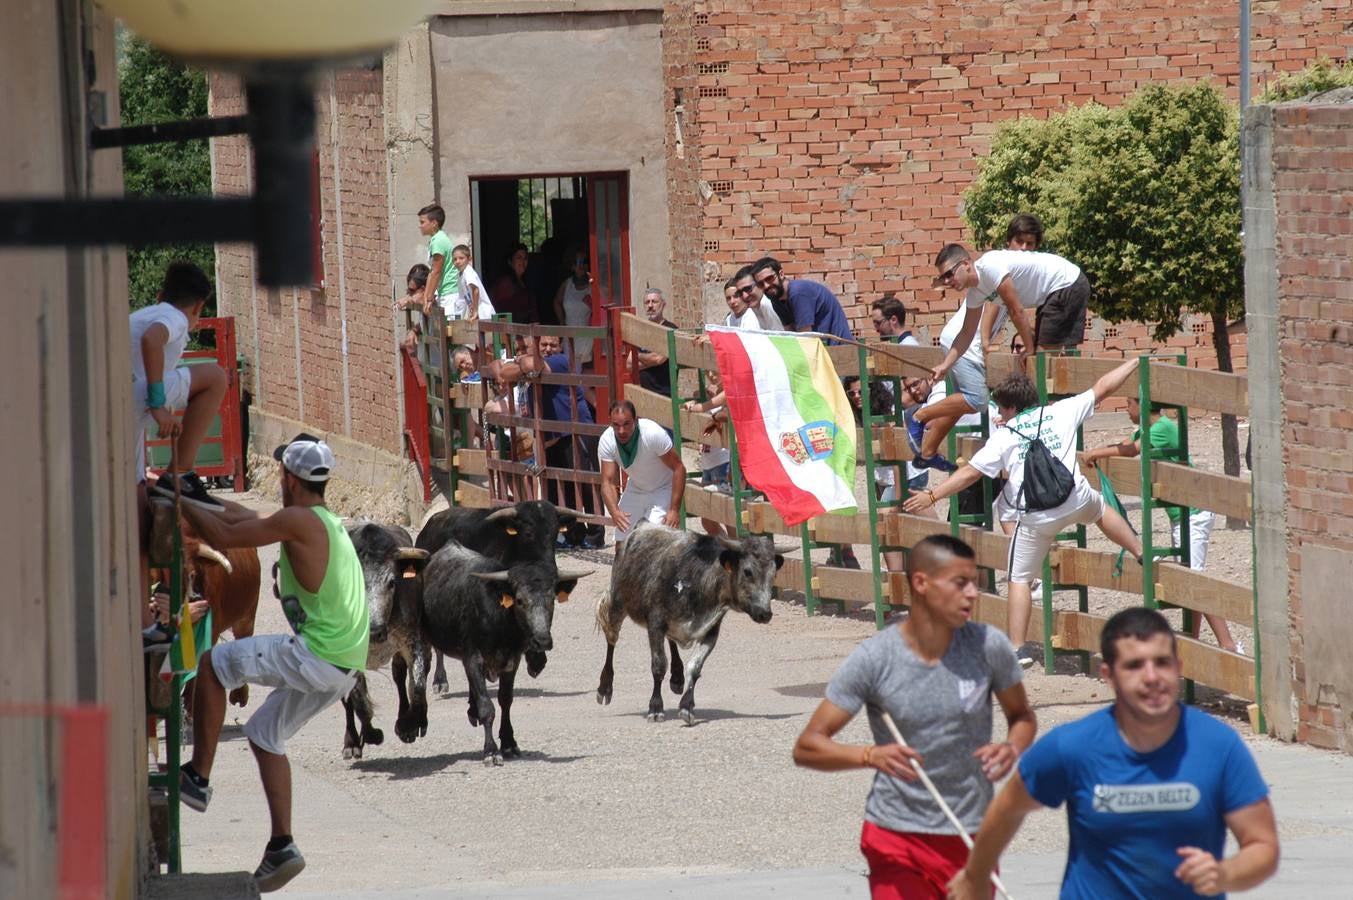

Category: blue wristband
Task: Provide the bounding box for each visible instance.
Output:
[146,381,166,409]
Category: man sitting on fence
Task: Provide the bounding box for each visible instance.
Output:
[598,399,685,551]
[903,358,1145,668]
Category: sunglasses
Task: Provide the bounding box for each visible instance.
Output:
[934,261,964,286]
[736,284,757,296]
[754,272,780,289]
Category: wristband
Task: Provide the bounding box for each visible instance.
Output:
[146,381,166,409]
[862,745,873,768]
[926,489,938,505]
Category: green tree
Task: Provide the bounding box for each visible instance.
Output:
[1258,57,1353,103]
[118,34,214,309]
[964,82,1244,478]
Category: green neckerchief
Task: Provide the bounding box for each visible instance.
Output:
[616,429,641,468]
[1096,467,1139,577]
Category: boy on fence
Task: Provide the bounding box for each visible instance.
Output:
[794,534,1036,899]
[903,359,1145,667]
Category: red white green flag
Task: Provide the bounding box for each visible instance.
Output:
[706,326,857,526]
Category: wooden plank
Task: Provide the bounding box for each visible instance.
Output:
[805,511,873,546]
[453,448,487,476]
[452,480,492,509]
[626,383,676,430]
[682,484,736,524]
[1155,566,1254,624]
[1150,365,1249,417]
[871,343,945,378]
[1055,547,1146,594]
[447,383,491,410]
[1151,460,1252,523]
[744,501,800,538]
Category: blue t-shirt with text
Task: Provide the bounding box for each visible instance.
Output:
[1020,704,1269,900]
[788,279,853,343]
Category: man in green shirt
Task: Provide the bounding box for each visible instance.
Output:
[179,433,368,893]
[1080,400,1240,654]
[417,203,460,315]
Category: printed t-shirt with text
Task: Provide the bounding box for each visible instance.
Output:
[964,249,1080,311]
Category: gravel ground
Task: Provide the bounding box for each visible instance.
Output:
[181,413,1255,892]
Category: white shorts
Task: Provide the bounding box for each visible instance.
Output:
[993,487,1019,524]
[133,367,194,481]
[208,634,356,756]
[1171,509,1216,571]
[616,487,671,542]
[1007,492,1105,584]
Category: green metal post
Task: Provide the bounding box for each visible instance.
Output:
[859,346,886,630]
[1138,357,1157,609]
[667,329,686,528]
[801,522,817,616]
[1034,352,1056,673]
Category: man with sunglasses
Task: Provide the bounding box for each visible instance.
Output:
[731,265,786,330]
[752,256,853,343]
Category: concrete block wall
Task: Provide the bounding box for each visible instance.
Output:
[680,0,1351,358]
[210,70,403,456]
[1270,100,1353,752]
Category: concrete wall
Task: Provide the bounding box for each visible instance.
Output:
[428,9,670,314]
[1248,94,1353,752]
[0,1,147,896]
[680,0,1352,357]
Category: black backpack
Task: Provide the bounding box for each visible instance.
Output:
[1005,406,1075,512]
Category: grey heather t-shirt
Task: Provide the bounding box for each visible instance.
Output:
[825,621,1022,835]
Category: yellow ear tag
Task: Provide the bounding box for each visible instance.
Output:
[556,590,570,604]
[500,594,515,609]
[506,526,518,536]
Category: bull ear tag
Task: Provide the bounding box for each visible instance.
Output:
[556,590,570,604]
[500,594,515,609]
[506,526,518,536]
[401,568,417,580]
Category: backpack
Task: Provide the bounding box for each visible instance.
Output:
[1005,406,1075,512]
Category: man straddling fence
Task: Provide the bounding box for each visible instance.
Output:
[947,607,1278,900]
[904,358,1145,667]
[793,535,1036,900]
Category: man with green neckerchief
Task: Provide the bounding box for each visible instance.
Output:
[178,432,367,893]
[598,399,686,551]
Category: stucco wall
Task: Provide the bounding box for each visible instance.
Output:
[426,10,670,314]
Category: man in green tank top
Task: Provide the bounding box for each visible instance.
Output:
[179,433,367,893]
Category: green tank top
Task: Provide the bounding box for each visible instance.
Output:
[277,506,369,670]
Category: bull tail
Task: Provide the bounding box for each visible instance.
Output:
[595,592,622,645]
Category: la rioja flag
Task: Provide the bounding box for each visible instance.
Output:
[706,326,857,526]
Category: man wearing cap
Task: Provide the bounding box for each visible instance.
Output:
[178,433,368,893]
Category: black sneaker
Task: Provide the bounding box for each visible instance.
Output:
[580,528,607,550]
[178,765,212,812]
[152,471,225,512]
[1016,642,1041,670]
[253,841,306,893]
[143,622,173,653]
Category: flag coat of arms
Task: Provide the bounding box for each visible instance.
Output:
[706,326,857,525]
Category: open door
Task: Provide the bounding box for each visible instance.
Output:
[586,173,630,413]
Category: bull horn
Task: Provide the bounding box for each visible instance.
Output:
[196,544,233,574]
[556,568,594,582]
[396,548,430,561]
[485,507,518,523]
[773,544,799,556]
[715,535,743,553]
[471,570,512,584]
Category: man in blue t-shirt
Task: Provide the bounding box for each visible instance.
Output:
[947,608,1278,900]
[752,256,854,343]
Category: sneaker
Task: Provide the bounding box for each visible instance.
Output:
[151,471,225,512]
[841,548,861,570]
[913,453,958,474]
[580,528,607,551]
[178,765,212,813]
[1029,580,1043,602]
[1016,642,1040,670]
[142,622,173,653]
[1233,640,1246,656]
[253,842,306,893]
[904,408,925,454]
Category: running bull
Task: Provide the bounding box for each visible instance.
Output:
[420,540,591,765]
[416,501,576,693]
[595,522,785,725]
[341,522,431,759]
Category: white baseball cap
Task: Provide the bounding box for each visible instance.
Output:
[273,432,335,482]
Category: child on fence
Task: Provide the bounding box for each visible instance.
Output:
[450,244,495,321]
[903,358,1146,668]
[1079,398,1242,654]
[398,263,431,358]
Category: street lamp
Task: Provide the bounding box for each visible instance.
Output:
[0,0,439,286]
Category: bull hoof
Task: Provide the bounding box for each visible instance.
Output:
[342,744,362,760]
[679,709,696,726]
[669,676,685,695]
[483,752,503,767]
[432,678,449,697]
[395,723,419,744]
[501,743,521,760]
[645,711,666,723]
[362,727,384,746]
[595,688,611,706]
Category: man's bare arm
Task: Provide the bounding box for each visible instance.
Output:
[1092,357,1140,404]
[995,276,1035,352]
[182,503,309,551]
[948,772,1045,899]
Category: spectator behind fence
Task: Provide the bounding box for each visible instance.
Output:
[752,256,853,343]
[731,265,785,330]
[398,263,431,356]
[491,243,535,324]
[450,245,495,321]
[634,288,677,398]
[416,204,458,316]
[554,248,595,366]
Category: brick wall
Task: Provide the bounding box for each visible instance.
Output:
[664,0,707,325]
[210,70,400,454]
[1272,101,1353,751]
[682,0,1352,364]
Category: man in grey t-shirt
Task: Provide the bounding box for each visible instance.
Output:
[793,535,1037,898]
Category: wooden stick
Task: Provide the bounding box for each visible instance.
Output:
[880,711,1014,900]
[803,331,939,376]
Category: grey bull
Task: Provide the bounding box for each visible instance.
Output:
[595,522,785,725]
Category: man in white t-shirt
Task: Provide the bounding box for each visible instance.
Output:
[731,265,785,331]
[598,400,687,547]
[904,358,1143,667]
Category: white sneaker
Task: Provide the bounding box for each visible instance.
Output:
[1030,580,1043,602]
[1233,640,1246,656]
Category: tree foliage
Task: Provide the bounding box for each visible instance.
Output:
[963,82,1241,341]
[1259,57,1353,103]
[118,34,214,309]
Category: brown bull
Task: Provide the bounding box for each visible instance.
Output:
[174,538,261,709]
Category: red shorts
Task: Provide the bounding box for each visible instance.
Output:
[860,821,990,900]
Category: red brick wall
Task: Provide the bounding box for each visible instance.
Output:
[664,0,706,325]
[1273,102,1353,751]
[210,71,400,454]
[683,0,1351,364]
